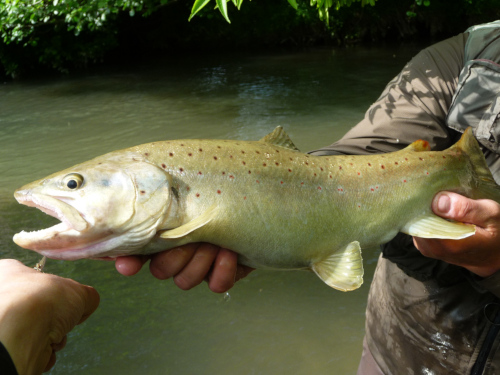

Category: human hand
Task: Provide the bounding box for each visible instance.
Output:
[413,192,500,277]
[115,243,254,293]
[0,259,100,375]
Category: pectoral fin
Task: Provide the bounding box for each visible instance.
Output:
[160,205,218,239]
[401,214,476,239]
[312,241,364,292]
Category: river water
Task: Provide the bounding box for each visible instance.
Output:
[0,45,421,374]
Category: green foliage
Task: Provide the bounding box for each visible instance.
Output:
[0,1,168,45]
[188,0,377,24]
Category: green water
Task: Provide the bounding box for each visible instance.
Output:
[0,46,420,374]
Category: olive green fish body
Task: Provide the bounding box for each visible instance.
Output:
[13,127,500,291]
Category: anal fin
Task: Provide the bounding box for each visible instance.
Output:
[312,241,364,292]
[402,214,476,239]
[160,204,218,239]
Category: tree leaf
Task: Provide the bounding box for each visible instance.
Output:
[287,0,298,10]
[216,0,231,23]
[189,0,211,21]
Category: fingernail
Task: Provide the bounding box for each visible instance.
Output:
[434,193,451,214]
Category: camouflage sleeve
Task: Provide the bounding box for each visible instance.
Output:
[310,32,468,156]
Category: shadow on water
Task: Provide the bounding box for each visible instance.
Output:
[0,45,421,374]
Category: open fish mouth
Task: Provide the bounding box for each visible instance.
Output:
[13,190,88,250]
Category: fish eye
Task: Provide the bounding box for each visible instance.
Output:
[63,173,84,190]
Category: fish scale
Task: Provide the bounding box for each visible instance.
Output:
[12,127,500,291]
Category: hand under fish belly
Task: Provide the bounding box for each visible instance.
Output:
[13,127,500,291]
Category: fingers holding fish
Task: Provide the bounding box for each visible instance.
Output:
[115,255,150,276]
[171,243,220,290]
[207,248,254,293]
[413,192,500,277]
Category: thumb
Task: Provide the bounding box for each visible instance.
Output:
[432,192,494,227]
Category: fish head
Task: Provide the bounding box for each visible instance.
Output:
[13,152,173,260]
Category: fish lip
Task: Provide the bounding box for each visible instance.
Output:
[13,190,89,248]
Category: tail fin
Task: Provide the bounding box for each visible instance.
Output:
[453,128,500,203]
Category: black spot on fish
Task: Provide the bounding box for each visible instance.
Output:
[171,187,179,199]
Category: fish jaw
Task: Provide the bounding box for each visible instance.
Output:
[13,190,89,251]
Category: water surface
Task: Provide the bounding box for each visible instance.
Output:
[0,45,420,374]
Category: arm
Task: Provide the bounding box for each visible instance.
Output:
[0,259,99,375]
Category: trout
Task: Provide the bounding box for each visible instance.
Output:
[13,127,500,291]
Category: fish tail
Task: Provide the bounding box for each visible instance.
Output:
[453,128,500,203]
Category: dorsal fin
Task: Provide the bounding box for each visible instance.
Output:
[402,139,431,152]
[401,139,431,152]
[259,126,300,151]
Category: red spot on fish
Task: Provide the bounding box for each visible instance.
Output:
[217,146,221,149]
[339,166,342,170]
[305,162,309,165]
[288,169,292,172]
[256,180,260,183]
[217,190,221,194]
[229,175,234,179]
[188,153,193,157]
[301,182,305,185]
[381,165,385,169]
[314,173,317,177]
[179,168,184,172]
[169,152,174,157]
[357,172,361,175]
[419,157,423,161]
[222,172,226,175]
[162,164,166,168]
[198,171,202,175]
[371,188,374,191]
[244,196,247,200]
[395,162,398,165]
[329,175,332,179]
[275,162,280,166]
[426,172,429,175]
[248,170,252,174]
[263,163,267,167]
[405,158,408,161]
[281,181,284,184]
[443,155,446,159]
[242,161,246,165]
[358,204,361,208]
[145,153,149,156]
[349,163,353,166]
[241,151,245,154]
[256,151,260,154]
[214,156,218,160]
[376,186,379,189]
[318,186,322,190]
[140,190,146,194]
[196,193,200,197]
[368,163,371,167]
[230,155,233,159]
[180,144,184,147]
[186,187,190,191]
[403,179,407,183]
[320,167,324,171]
[199,148,203,152]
